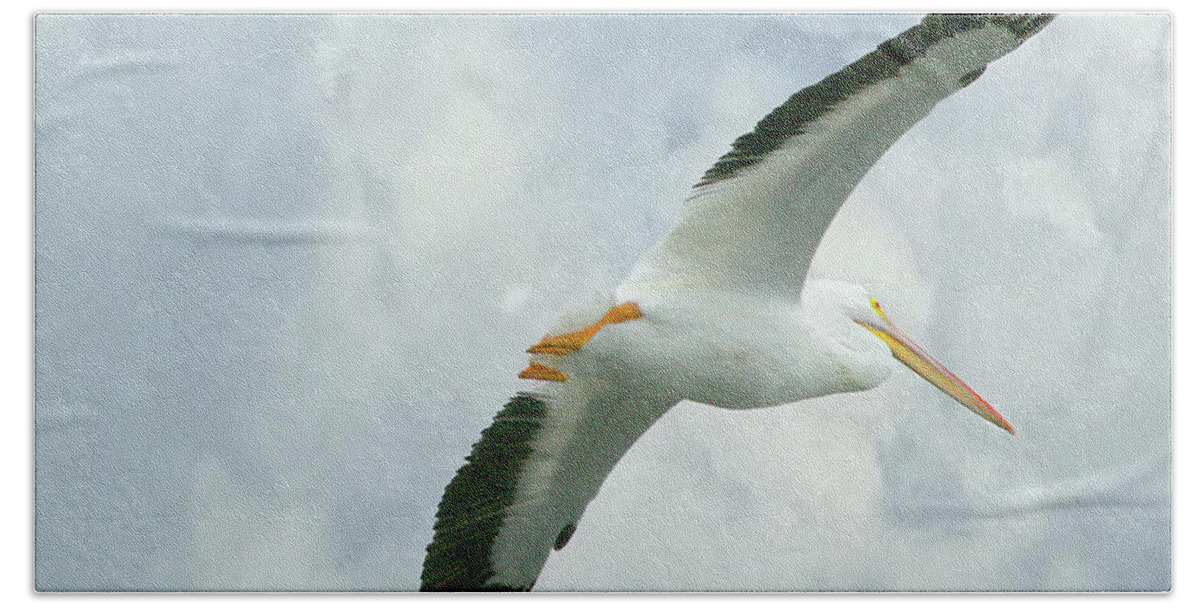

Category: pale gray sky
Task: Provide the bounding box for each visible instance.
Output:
[34,13,1170,591]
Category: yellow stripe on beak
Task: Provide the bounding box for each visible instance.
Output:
[856,299,1015,435]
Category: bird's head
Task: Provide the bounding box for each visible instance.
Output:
[811,280,1015,435]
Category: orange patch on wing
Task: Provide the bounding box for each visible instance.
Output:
[518,361,568,383]
[527,302,643,356]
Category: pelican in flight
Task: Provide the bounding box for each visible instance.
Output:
[421,13,1053,591]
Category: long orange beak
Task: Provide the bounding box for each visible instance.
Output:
[855,299,1015,435]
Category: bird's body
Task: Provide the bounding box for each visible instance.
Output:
[421,13,1053,591]
[600,282,893,411]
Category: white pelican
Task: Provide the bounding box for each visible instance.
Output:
[421,13,1053,591]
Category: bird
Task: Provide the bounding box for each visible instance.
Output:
[420,13,1054,591]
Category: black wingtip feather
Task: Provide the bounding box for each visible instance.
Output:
[997,13,1057,40]
[694,13,1054,189]
[420,394,548,592]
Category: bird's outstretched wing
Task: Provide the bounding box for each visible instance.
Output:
[421,377,674,591]
[622,13,1054,299]
[422,13,1056,592]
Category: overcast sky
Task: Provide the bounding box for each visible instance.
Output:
[34,13,1170,591]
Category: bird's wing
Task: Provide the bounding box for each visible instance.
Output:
[622,14,1054,299]
[421,375,674,591]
